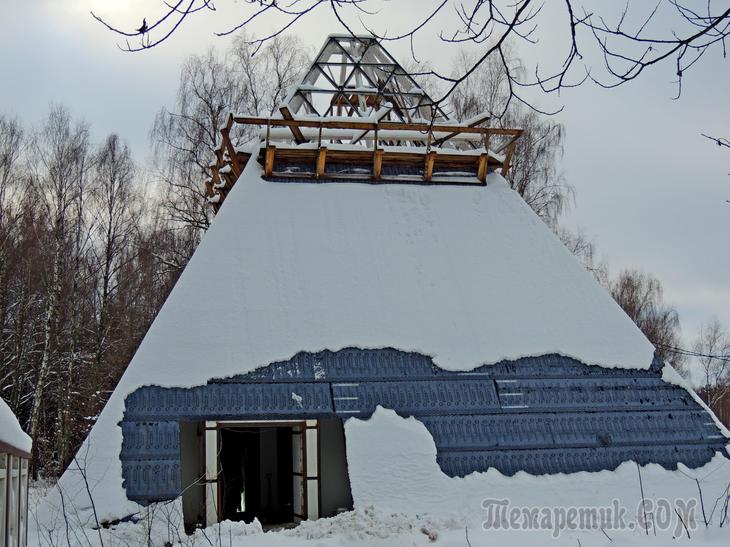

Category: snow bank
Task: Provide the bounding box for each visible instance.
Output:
[0,396,31,454]
[29,425,730,547]
[40,146,658,523]
[345,408,730,520]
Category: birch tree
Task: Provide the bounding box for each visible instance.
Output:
[90,135,139,370]
[694,317,730,411]
[449,48,569,227]
[27,107,90,461]
[0,115,24,392]
[610,269,687,373]
[151,34,308,234]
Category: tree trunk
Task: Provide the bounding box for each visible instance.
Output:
[28,224,63,471]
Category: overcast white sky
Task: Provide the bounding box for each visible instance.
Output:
[1,1,728,361]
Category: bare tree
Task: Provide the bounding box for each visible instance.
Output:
[92,1,730,109]
[151,33,308,232]
[90,135,139,370]
[27,106,90,465]
[1,109,216,476]
[557,227,608,285]
[610,269,687,373]
[0,115,25,391]
[449,47,570,226]
[694,317,730,411]
[54,142,93,470]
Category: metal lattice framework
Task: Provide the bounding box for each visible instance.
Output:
[283,35,449,123]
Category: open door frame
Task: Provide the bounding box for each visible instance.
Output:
[204,419,319,527]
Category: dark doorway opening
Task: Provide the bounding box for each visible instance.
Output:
[219,426,294,525]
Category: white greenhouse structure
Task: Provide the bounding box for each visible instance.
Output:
[1,398,30,547]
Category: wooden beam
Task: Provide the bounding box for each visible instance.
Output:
[214,147,224,167]
[265,145,276,177]
[423,151,436,181]
[224,111,235,132]
[221,170,235,189]
[373,148,384,180]
[501,141,517,176]
[279,106,308,144]
[221,131,241,177]
[494,131,523,154]
[351,105,392,144]
[432,113,490,147]
[234,115,522,137]
[477,154,488,183]
[316,147,327,178]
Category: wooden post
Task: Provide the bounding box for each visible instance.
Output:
[209,166,220,193]
[501,141,516,176]
[423,151,436,181]
[221,113,242,177]
[477,154,488,183]
[373,148,384,181]
[265,145,276,177]
[316,147,327,178]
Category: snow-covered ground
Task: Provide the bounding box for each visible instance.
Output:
[27,497,730,546]
[28,408,730,546]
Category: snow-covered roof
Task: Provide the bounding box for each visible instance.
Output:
[0,397,32,456]
[137,155,656,379]
[40,146,664,522]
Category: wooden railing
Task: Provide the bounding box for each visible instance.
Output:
[206,113,523,211]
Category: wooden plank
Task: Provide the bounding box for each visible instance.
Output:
[477,154,488,183]
[219,112,242,177]
[316,147,327,178]
[279,106,308,144]
[268,171,484,186]
[234,115,522,137]
[373,148,384,180]
[423,151,436,181]
[501,141,517,176]
[265,145,276,177]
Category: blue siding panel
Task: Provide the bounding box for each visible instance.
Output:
[438,444,723,477]
[124,382,332,421]
[122,459,181,502]
[332,380,499,417]
[119,349,729,503]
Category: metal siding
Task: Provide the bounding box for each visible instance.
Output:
[119,350,729,502]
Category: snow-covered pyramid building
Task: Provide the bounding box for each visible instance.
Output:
[45,36,729,533]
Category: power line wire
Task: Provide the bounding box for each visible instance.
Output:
[654,342,730,361]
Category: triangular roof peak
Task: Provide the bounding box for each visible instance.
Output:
[282,34,448,122]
